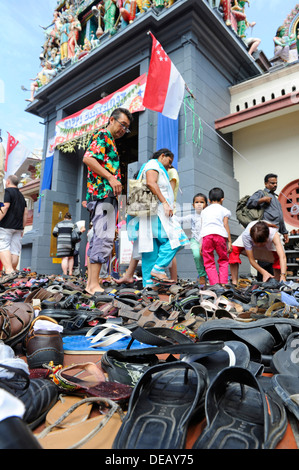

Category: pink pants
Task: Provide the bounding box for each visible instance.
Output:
[202,234,229,285]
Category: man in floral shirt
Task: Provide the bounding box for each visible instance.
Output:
[83,107,132,294]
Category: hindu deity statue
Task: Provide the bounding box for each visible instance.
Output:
[118,0,137,27]
[26,62,57,103]
[68,13,82,59]
[231,0,250,38]
[49,47,62,71]
[136,0,151,13]
[220,0,232,26]
[103,0,117,34]
[153,0,165,13]
[273,26,298,64]
[59,15,71,62]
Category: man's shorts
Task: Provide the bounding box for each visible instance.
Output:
[0,228,23,256]
[229,245,281,270]
[87,198,117,264]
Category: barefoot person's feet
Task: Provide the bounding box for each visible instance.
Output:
[85,282,105,295]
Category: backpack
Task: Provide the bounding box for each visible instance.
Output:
[236,191,267,228]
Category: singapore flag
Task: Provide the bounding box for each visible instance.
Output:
[143,32,185,120]
[5,133,31,178]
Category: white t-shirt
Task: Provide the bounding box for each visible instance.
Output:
[177,212,202,242]
[200,204,231,238]
[233,220,278,251]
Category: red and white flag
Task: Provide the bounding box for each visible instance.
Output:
[5,133,31,178]
[143,32,185,120]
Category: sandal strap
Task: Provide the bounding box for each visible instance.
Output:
[36,397,124,448]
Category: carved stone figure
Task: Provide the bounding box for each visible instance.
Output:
[118,0,137,28]
[68,14,82,59]
[273,26,298,63]
[59,16,71,62]
[231,0,249,38]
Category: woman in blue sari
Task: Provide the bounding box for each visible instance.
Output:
[127,149,188,288]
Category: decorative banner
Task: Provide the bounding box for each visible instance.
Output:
[54,74,147,151]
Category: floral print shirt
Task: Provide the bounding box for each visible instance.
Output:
[84,128,121,201]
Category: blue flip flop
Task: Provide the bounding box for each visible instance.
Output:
[63,326,151,354]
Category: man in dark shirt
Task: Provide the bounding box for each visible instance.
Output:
[0,175,27,283]
[246,173,289,243]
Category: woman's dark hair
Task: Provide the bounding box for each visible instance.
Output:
[64,212,72,220]
[209,187,224,202]
[151,148,174,160]
[250,221,270,243]
[193,192,208,205]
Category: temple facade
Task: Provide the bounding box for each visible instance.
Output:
[23,0,268,278]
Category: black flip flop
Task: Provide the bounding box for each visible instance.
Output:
[197,318,299,362]
[193,366,287,449]
[101,340,224,387]
[181,340,252,381]
[271,332,299,376]
[112,361,209,449]
[271,374,299,420]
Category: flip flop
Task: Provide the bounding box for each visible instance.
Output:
[112,361,209,449]
[37,397,125,449]
[151,276,177,285]
[45,395,93,429]
[270,332,299,376]
[271,375,299,420]
[197,318,298,361]
[101,336,222,387]
[86,323,133,346]
[182,340,252,381]
[62,333,150,355]
[193,366,287,449]
[49,362,132,403]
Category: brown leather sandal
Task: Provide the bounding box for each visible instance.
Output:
[0,302,35,347]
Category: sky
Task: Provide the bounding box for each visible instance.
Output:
[0,0,298,158]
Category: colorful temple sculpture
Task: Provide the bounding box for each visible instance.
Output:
[26,0,178,101]
[272,4,299,64]
[26,1,299,102]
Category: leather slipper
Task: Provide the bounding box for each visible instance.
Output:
[193,366,287,449]
[37,397,125,449]
[271,374,299,420]
[112,361,209,449]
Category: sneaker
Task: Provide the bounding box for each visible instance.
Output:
[0,389,42,449]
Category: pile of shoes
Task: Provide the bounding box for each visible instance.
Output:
[0,269,299,449]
